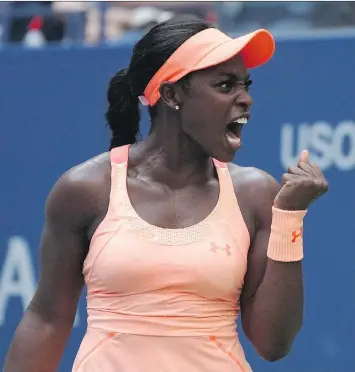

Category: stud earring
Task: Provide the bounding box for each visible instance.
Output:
[175,105,179,111]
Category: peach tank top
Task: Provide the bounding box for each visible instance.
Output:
[72,145,252,372]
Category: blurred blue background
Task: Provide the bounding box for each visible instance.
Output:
[1,2,354,372]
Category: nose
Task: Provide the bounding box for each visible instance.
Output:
[236,89,253,110]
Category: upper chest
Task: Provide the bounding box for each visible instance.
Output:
[87,161,257,242]
[125,174,221,229]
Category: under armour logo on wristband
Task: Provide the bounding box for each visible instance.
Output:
[291,228,303,243]
[210,242,232,256]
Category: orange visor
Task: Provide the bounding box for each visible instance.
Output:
[138,28,275,107]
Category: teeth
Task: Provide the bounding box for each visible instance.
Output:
[236,117,248,124]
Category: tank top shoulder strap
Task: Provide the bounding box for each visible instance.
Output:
[212,158,237,203]
[109,144,130,193]
[110,144,129,165]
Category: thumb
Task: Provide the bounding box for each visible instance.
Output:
[298,149,309,163]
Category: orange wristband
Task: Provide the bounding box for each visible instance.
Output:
[267,207,307,262]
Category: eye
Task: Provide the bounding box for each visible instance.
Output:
[217,80,234,93]
[244,79,252,92]
[216,78,253,94]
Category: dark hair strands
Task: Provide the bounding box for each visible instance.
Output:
[105,14,216,149]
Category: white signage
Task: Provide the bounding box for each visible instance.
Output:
[0,236,80,328]
[280,120,355,171]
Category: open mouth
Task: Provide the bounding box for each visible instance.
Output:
[225,116,249,150]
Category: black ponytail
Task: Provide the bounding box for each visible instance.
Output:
[106,14,215,149]
[106,68,140,149]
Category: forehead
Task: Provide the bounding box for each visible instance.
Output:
[193,54,248,80]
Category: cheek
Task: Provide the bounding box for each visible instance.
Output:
[184,103,217,132]
[181,87,232,136]
[198,87,234,113]
[181,108,224,144]
[185,93,227,121]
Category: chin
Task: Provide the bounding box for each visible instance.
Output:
[211,148,238,163]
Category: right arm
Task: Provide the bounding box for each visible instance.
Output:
[4,172,96,372]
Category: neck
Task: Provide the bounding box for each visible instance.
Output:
[134,117,214,188]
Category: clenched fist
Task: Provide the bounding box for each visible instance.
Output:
[274,150,329,211]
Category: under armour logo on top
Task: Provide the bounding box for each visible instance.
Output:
[291,228,303,243]
[210,242,232,256]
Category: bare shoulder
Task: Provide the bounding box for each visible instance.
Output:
[46,152,111,233]
[227,162,280,199]
[226,163,281,236]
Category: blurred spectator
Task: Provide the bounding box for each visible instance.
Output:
[311,2,355,29]
[131,7,174,32]
[110,6,174,43]
[120,2,214,20]
[8,1,64,43]
[52,1,96,44]
[99,2,212,44]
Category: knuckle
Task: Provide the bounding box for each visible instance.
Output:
[281,173,290,182]
[323,181,330,191]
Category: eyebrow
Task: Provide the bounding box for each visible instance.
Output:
[217,72,251,81]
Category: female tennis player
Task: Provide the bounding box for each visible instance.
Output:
[4,15,328,372]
